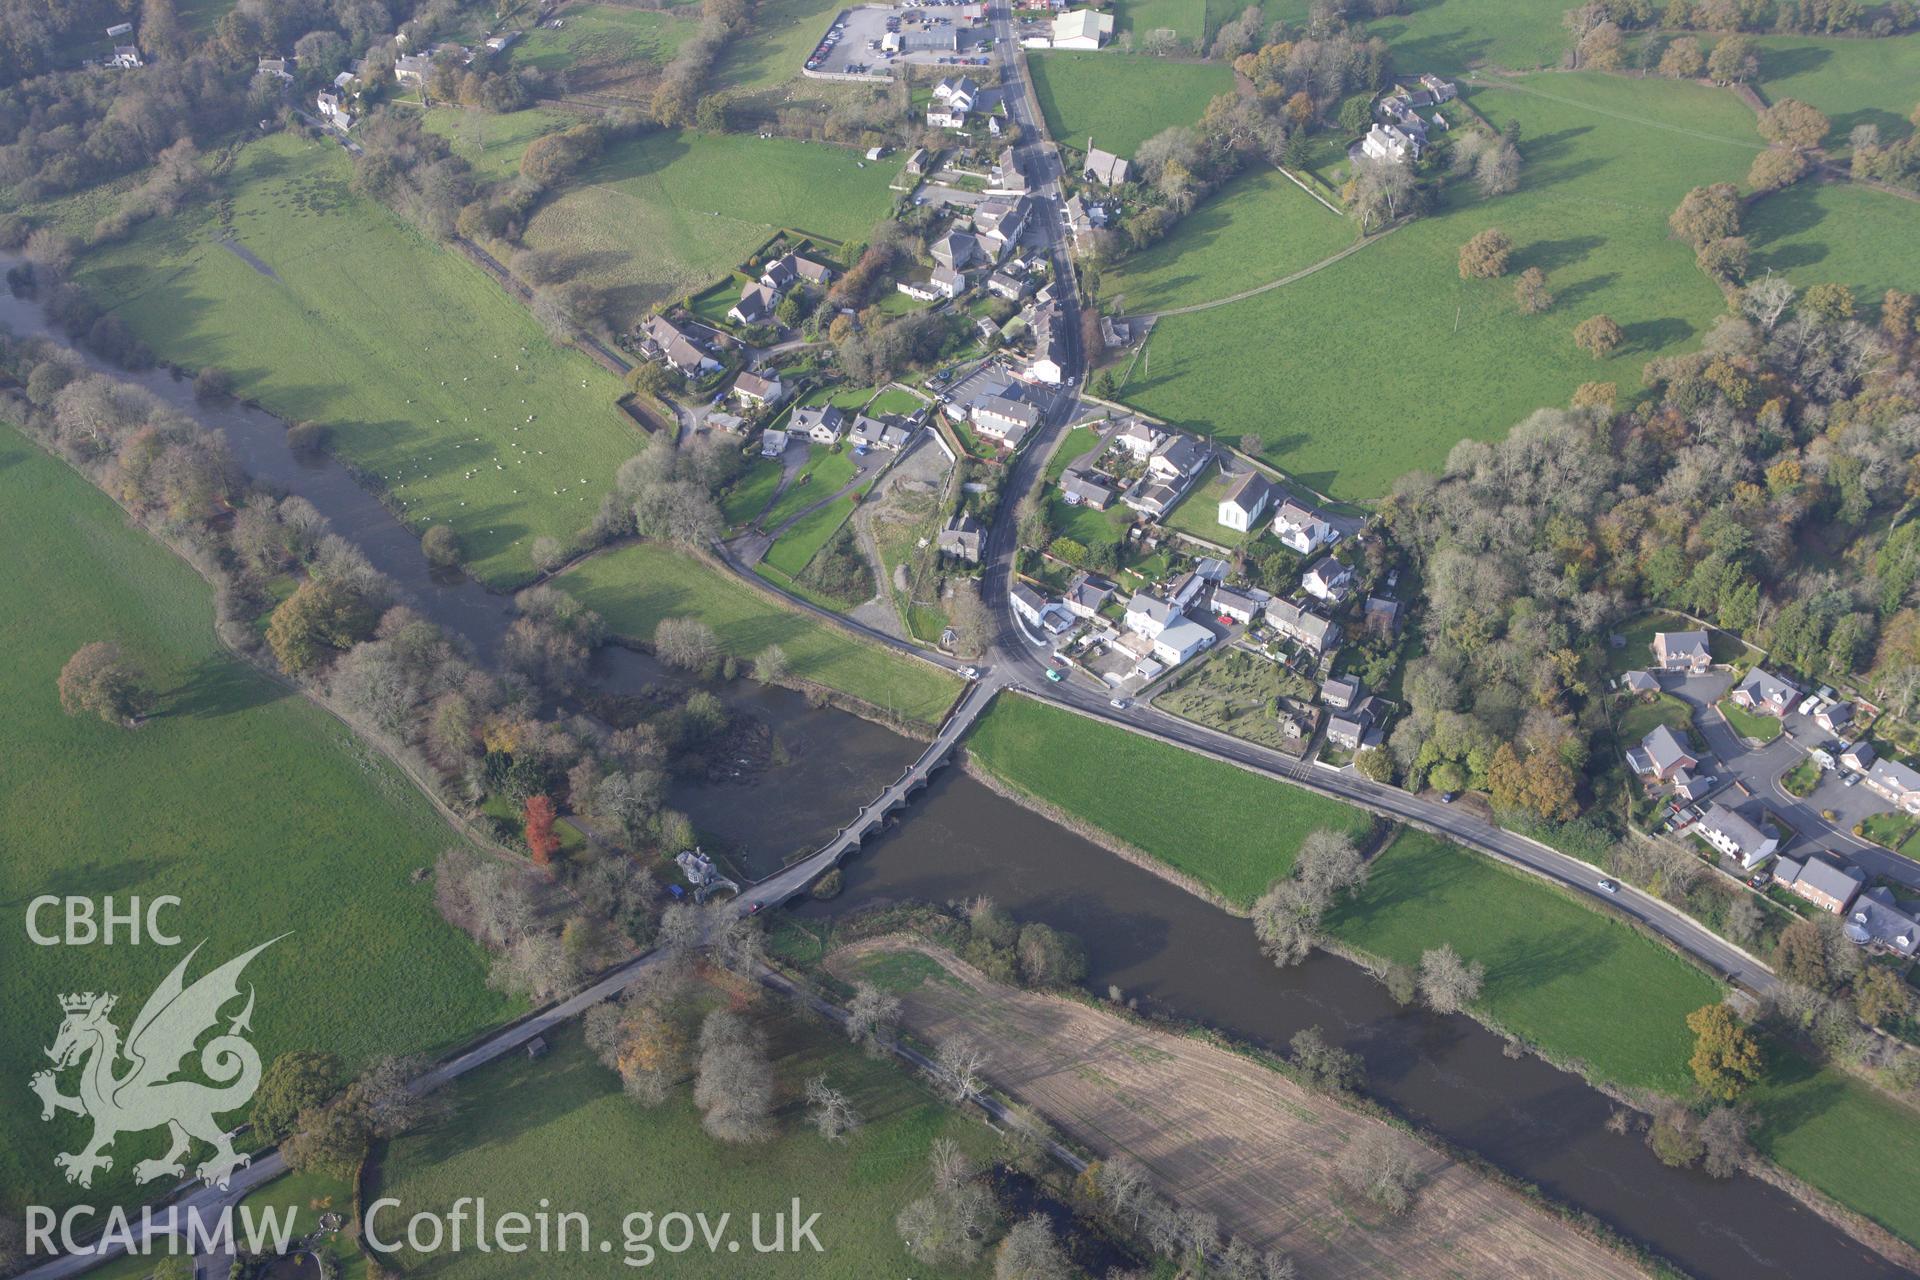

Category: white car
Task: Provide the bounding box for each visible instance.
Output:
[1597,879,1619,895]
[1109,697,1131,710]
[960,666,980,680]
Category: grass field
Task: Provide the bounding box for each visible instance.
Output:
[0,428,508,1211]
[1744,33,1920,146]
[74,131,638,588]
[558,542,959,723]
[423,106,580,181]
[965,694,1374,907]
[1117,72,1765,497]
[1113,0,1207,43]
[762,496,858,578]
[1363,0,1574,73]
[372,1017,994,1277]
[1749,1046,1920,1248]
[1100,166,1357,315]
[1324,829,1721,1093]
[712,0,848,95]
[763,444,860,528]
[1028,52,1235,159]
[510,2,699,73]
[1746,181,1920,321]
[522,129,900,328]
[723,456,787,527]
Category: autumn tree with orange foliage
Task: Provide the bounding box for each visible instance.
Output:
[525,794,560,867]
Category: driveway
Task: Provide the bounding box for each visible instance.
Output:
[1660,672,1920,889]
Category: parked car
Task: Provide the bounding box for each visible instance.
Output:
[1597,879,1619,895]
[960,666,979,680]
[1438,791,1459,804]
[1747,871,1773,889]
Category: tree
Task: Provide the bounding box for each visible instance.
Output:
[1698,1105,1750,1177]
[1856,967,1912,1028]
[1252,879,1322,967]
[1687,1003,1764,1101]
[1647,1103,1704,1167]
[1384,962,1418,1005]
[1571,380,1615,410]
[1801,281,1856,322]
[57,642,153,727]
[1658,36,1705,78]
[1741,273,1796,332]
[1333,1129,1420,1214]
[1724,893,1764,945]
[845,981,902,1055]
[934,1036,989,1102]
[1355,746,1394,782]
[1296,829,1368,902]
[897,1139,995,1265]
[1747,146,1811,192]
[1775,918,1831,989]
[1487,742,1578,820]
[1476,139,1522,196]
[654,616,721,673]
[995,1213,1071,1280]
[1514,266,1553,315]
[1696,236,1751,284]
[421,523,462,567]
[804,1074,861,1142]
[1016,922,1088,988]
[1290,1026,1364,1092]
[1706,34,1757,84]
[753,644,789,683]
[1757,98,1830,151]
[252,1050,341,1142]
[282,1097,370,1180]
[1573,313,1623,359]
[1418,944,1485,1013]
[267,577,382,675]
[1458,227,1514,279]
[693,1009,774,1143]
[1668,184,1741,248]
[524,794,560,867]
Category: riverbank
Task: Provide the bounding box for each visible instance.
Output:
[826,936,1650,1280]
[956,693,1920,1259]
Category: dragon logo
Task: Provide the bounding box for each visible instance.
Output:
[30,937,283,1190]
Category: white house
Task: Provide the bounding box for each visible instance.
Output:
[1217,471,1273,532]
[727,282,781,327]
[1272,498,1343,556]
[1025,302,1065,385]
[931,264,966,299]
[1696,802,1779,869]
[1012,583,1074,634]
[315,91,353,128]
[791,404,846,445]
[1153,618,1214,666]
[109,45,144,69]
[759,427,791,458]
[1052,8,1114,49]
[1302,555,1355,603]
[1360,122,1421,164]
[1124,592,1178,639]
[731,370,785,408]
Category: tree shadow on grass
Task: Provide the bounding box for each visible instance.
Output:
[1,853,178,910]
[1551,270,1619,310]
[1621,315,1694,354]
[1514,234,1605,275]
[160,656,288,720]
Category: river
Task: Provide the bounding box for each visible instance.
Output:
[2,264,1907,1279]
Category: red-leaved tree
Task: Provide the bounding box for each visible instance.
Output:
[525,794,559,868]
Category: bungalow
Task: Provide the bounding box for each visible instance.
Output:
[1772,853,1865,914]
[1731,666,1799,718]
[1671,768,1717,804]
[1125,592,1179,639]
[1625,723,1697,782]
[1217,471,1273,533]
[1619,670,1660,694]
[1842,886,1920,958]
[1101,316,1134,348]
[1082,144,1129,187]
[1321,676,1362,711]
[1059,467,1117,510]
[1815,702,1855,735]
[727,281,781,327]
[791,404,846,445]
[1302,555,1355,603]
[258,56,295,79]
[109,45,144,69]
[1065,571,1116,619]
[1211,585,1264,625]
[706,411,747,434]
[1012,583,1074,634]
[759,427,791,458]
[731,370,785,408]
[1864,758,1920,814]
[1271,498,1344,556]
[1265,598,1340,653]
[905,147,931,177]
[1153,617,1214,667]
[1696,802,1780,869]
[1053,9,1115,48]
[937,512,985,563]
[850,414,914,451]
[1841,741,1878,773]
[1652,630,1712,674]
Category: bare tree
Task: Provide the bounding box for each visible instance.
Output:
[693,1009,774,1143]
[933,1036,990,1102]
[845,982,903,1056]
[1698,1106,1750,1178]
[753,644,789,683]
[804,1073,861,1143]
[898,1138,995,1265]
[1741,273,1796,333]
[1295,829,1368,902]
[995,1212,1071,1280]
[1418,944,1485,1013]
[1252,879,1322,967]
[654,616,721,672]
[1333,1129,1422,1214]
